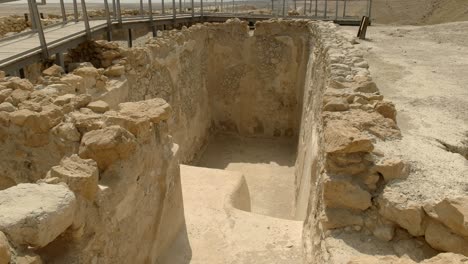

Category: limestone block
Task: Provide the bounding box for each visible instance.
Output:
[105,98,171,137]
[422,253,468,263]
[70,110,104,134]
[0,183,76,247]
[324,120,374,154]
[47,83,75,95]
[0,89,12,103]
[87,100,109,113]
[42,64,64,77]
[0,102,15,113]
[352,81,378,93]
[18,101,42,112]
[73,67,99,90]
[6,77,33,91]
[7,89,30,106]
[321,208,363,229]
[323,179,372,210]
[104,65,125,77]
[425,220,468,256]
[0,71,5,80]
[49,155,99,200]
[323,97,349,112]
[374,158,409,182]
[373,223,395,241]
[52,122,81,142]
[53,94,76,106]
[348,255,414,264]
[79,126,137,170]
[0,231,10,264]
[428,197,468,237]
[375,101,397,122]
[379,190,426,236]
[59,74,85,94]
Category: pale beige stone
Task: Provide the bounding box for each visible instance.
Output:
[87,100,109,113]
[323,97,349,112]
[0,102,15,112]
[79,126,137,170]
[6,77,33,91]
[323,179,372,210]
[425,220,468,256]
[104,65,125,77]
[374,158,410,182]
[321,208,364,229]
[0,183,76,247]
[324,120,374,154]
[375,101,397,122]
[379,190,426,236]
[430,197,468,237]
[49,155,99,200]
[42,64,64,77]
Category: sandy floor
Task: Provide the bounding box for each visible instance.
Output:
[197,133,297,220]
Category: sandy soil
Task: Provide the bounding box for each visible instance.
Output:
[197,133,297,220]
[339,20,468,219]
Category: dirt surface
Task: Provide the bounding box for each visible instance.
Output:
[339,21,468,217]
[197,133,297,220]
[371,0,468,25]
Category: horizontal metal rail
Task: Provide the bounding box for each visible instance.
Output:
[0,0,369,74]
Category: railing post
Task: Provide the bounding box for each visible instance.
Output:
[232,0,234,13]
[128,28,133,47]
[112,0,117,19]
[172,0,176,19]
[81,0,91,38]
[148,0,156,37]
[324,0,328,19]
[140,0,144,16]
[60,0,67,22]
[179,0,182,13]
[191,0,194,17]
[343,0,347,17]
[104,0,113,40]
[73,0,78,21]
[282,0,285,17]
[271,0,274,14]
[201,0,204,16]
[30,0,49,59]
[314,0,317,17]
[162,0,165,15]
[335,0,338,20]
[117,0,122,25]
[26,1,37,29]
[368,0,373,21]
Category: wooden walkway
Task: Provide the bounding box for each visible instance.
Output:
[0,13,360,73]
[0,20,107,66]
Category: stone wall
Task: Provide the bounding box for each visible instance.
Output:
[0,18,467,264]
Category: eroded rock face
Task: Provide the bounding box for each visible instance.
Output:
[0,183,76,247]
[0,231,10,264]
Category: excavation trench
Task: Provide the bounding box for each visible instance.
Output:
[0,19,407,264]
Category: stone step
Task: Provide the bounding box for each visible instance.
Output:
[159,165,303,264]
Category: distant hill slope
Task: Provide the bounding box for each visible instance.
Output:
[371,0,468,25]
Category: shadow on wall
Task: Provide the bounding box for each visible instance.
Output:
[156,225,193,264]
[196,133,297,168]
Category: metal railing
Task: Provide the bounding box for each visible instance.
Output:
[0,0,371,73]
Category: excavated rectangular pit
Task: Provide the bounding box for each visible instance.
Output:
[197,133,297,219]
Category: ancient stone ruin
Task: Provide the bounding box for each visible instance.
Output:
[0,19,467,264]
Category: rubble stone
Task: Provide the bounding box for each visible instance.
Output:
[0,183,76,247]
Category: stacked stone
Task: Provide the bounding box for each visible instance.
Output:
[301,20,468,261]
[0,15,28,37]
